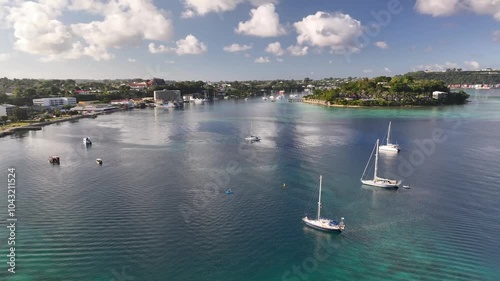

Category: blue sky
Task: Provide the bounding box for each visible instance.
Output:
[0,0,499,81]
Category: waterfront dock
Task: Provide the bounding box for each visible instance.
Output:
[0,115,92,138]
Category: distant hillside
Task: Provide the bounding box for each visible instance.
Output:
[406,70,500,85]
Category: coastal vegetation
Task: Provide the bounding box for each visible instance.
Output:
[0,77,307,106]
[406,70,500,85]
[305,76,470,106]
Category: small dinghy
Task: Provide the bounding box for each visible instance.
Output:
[225,189,233,195]
[96,158,103,165]
[49,156,60,165]
[403,185,411,189]
[83,137,92,145]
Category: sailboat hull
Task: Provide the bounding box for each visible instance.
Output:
[361,179,401,188]
[379,144,400,152]
[302,217,344,232]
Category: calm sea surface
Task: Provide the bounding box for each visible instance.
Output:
[1,90,499,281]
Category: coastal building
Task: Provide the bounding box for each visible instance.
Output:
[32,97,77,108]
[154,89,182,102]
[74,90,93,95]
[129,81,148,91]
[432,91,448,99]
[149,78,166,86]
[0,104,16,116]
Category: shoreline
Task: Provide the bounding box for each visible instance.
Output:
[0,115,91,138]
[303,99,427,108]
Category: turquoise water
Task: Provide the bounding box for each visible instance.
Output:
[0,89,499,280]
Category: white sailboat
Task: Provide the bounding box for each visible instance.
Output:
[302,175,345,232]
[379,121,400,152]
[361,139,401,188]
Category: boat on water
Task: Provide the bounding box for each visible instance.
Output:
[302,175,345,232]
[225,189,233,195]
[361,139,401,188]
[96,158,103,165]
[245,135,260,142]
[83,137,92,145]
[379,122,400,152]
[49,156,60,165]
[193,98,204,104]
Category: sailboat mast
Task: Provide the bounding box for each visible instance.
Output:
[317,175,322,221]
[387,122,391,145]
[374,139,379,179]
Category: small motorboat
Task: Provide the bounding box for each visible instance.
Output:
[225,189,233,195]
[49,156,60,165]
[96,158,103,165]
[83,137,92,145]
[245,135,260,142]
[403,185,411,189]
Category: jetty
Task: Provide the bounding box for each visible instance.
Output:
[0,115,93,138]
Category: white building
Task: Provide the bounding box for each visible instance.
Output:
[0,104,16,116]
[432,91,448,99]
[154,89,181,102]
[32,97,77,107]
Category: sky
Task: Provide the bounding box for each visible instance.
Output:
[0,0,499,81]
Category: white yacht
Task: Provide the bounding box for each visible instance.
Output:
[379,122,400,152]
[361,139,401,188]
[245,135,260,142]
[302,175,345,232]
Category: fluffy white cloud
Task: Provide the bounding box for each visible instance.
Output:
[223,43,252,52]
[7,1,73,57]
[148,42,170,54]
[176,35,207,55]
[415,0,461,17]
[3,0,173,61]
[493,30,500,42]
[236,4,286,37]
[128,58,136,63]
[182,0,243,17]
[467,0,500,20]
[255,56,270,63]
[464,60,480,70]
[181,0,279,17]
[276,58,283,62]
[293,12,363,54]
[412,62,459,72]
[249,0,279,6]
[385,67,392,73]
[374,41,389,49]
[265,42,285,56]
[415,0,500,21]
[287,45,308,56]
[149,35,207,55]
